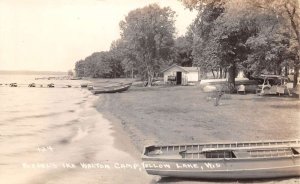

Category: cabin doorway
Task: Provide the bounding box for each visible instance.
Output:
[176,72,182,85]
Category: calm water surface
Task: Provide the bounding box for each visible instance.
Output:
[0,75,149,184]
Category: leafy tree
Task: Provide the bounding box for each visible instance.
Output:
[180,0,225,10]
[250,0,300,87]
[74,52,112,78]
[189,1,225,78]
[119,4,176,86]
[75,60,85,77]
[108,40,126,78]
[173,33,194,67]
[85,52,111,78]
[67,69,74,76]
[181,0,299,91]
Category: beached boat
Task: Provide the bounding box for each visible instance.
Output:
[91,83,132,94]
[142,140,300,179]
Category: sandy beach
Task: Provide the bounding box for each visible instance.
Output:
[95,84,300,183]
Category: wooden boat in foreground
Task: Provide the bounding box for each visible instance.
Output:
[142,140,300,179]
[91,83,132,94]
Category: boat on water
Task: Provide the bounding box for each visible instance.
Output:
[80,83,88,88]
[91,83,132,94]
[87,85,94,90]
[142,140,300,179]
[70,77,82,80]
[28,83,36,87]
[9,83,17,87]
[47,83,55,88]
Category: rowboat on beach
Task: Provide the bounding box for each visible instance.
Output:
[91,83,132,94]
[142,140,300,179]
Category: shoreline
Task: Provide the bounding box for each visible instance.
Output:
[93,84,300,183]
[94,95,156,183]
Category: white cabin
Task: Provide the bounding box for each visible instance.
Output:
[162,64,200,85]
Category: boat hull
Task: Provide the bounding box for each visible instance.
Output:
[143,156,300,179]
[92,84,131,94]
[142,140,300,179]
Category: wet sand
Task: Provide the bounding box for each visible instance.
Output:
[95,85,300,183]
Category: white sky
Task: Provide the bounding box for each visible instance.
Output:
[0,0,196,71]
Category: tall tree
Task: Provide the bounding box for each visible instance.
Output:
[181,0,299,91]
[74,52,112,78]
[108,40,126,78]
[250,0,300,87]
[119,4,176,86]
[173,31,194,67]
[75,60,85,77]
[189,1,225,79]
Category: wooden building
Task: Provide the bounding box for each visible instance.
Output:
[162,64,200,85]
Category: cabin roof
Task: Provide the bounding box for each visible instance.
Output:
[161,64,199,73]
[181,67,199,72]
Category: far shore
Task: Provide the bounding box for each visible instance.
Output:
[91,79,300,183]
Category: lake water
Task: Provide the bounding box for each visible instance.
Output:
[0,75,150,184]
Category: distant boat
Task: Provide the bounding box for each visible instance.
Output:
[28,83,36,87]
[87,85,94,90]
[9,83,17,87]
[80,83,88,88]
[142,140,300,179]
[62,84,72,88]
[91,83,132,94]
[70,77,82,80]
[47,83,54,88]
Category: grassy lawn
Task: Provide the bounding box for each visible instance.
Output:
[96,85,300,151]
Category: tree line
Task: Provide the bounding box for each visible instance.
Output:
[75,0,299,88]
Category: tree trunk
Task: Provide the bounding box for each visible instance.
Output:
[211,69,215,79]
[198,67,201,81]
[147,70,153,87]
[227,63,236,93]
[220,68,223,79]
[293,65,299,88]
[293,55,299,88]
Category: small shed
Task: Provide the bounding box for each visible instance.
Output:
[162,64,200,85]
